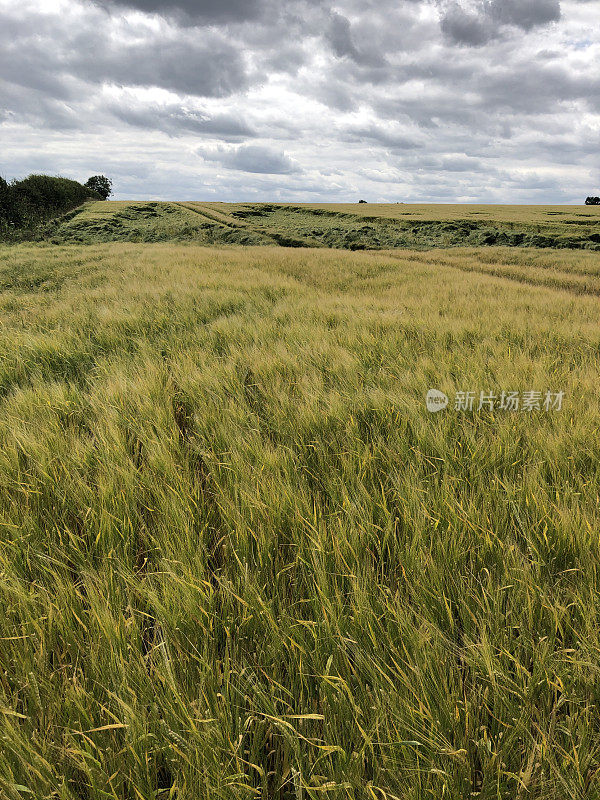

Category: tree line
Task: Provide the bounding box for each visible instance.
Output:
[0,174,112,238]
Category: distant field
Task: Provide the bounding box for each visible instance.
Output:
[1,235,600,798]
[206,201,600,224]
[40,200,600,251]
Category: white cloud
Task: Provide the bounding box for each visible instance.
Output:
[0,0,598,202]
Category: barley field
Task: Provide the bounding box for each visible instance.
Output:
[1,210,600,799]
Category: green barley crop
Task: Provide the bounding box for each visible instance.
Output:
[0,237,599,799]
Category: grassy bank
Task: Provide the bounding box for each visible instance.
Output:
[35,200,600,251]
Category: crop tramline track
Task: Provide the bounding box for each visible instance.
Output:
[388,250,600,297]
[175,202,246,228]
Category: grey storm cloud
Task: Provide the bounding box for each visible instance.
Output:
[326,13,387,67]
[94,0,266,23]
[478,61,600,113]
[81,38,249,97]
[440,0,562,46]
[344,124,421,151]
[203,145,301,174]
[0,11,249,99]
[440,5,491,45]
[109,101,255,139]
[488,0,561,30]
[94,0,327,25]
[327,13,362,60]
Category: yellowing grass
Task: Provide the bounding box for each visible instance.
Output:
[292,202,600,224]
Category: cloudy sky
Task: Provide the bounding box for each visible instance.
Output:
[0,0,598,202]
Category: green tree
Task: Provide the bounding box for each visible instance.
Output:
[85,175,113,200]
[585,196,600,205]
